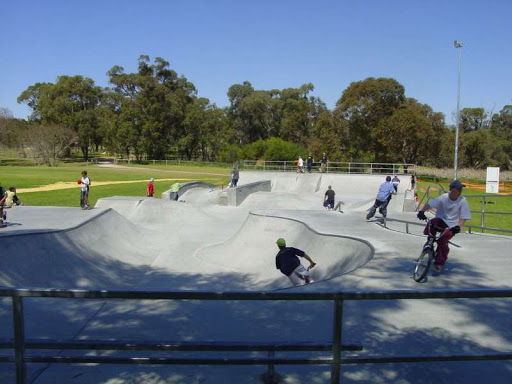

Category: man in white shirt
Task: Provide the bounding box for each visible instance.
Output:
[417,180,471,272]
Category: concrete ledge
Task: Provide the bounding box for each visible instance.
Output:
[218,180,271,206]
[162,181,215,200]
[403,189,417,212]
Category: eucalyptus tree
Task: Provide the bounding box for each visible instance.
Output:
[335,77,405,161]
[18,76,103,160]
[107,55,196,160]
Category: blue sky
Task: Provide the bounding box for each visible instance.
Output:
[1,0,511,124]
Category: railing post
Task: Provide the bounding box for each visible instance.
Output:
[348,163,351,174]
[12,296,26,384]
[331,298,344,384]
[263,348,278,384]
[481,197,485,233]
[283,161,286,172]
[370,164,373,174]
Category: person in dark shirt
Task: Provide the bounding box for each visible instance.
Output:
[230,168,239,188]
[275,238,316,285]
[320,153,328,173]
[323,185,335,210]
[306,155,313,173]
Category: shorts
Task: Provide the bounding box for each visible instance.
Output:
[288,265,310,286]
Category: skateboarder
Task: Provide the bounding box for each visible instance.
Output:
[366,176,394,220]
[275,238,316,286]
[323,185,335,210]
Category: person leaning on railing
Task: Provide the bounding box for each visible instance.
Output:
[416,180,471,273]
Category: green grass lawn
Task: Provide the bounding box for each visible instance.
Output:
[416,180,512,234]
[1,163,231,206]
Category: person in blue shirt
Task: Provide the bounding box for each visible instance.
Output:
[366,176,394,220]
[275,238,316,285]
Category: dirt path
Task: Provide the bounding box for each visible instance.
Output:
[17,178,193,193]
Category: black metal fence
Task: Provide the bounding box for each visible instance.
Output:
[1,288,511,384]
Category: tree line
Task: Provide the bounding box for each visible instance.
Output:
[0,55,510,169]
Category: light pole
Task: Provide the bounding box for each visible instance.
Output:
[453,40,463,180]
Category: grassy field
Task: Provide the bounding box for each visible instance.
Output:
[416,180,512,234]
[1,163,231,207]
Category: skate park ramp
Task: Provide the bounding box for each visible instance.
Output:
[237,171,407,211]
[195,212,374,289]
[0,208,161,288]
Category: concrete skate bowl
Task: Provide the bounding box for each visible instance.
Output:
[0,209,164,289]
[94,196,222,226]
[195,211,374,290]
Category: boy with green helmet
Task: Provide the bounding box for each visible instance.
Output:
[275,238,316,285]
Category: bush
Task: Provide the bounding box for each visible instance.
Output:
[218,144,243,163]
[263,138,306,161]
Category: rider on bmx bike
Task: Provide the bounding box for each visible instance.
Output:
[417,180,471,273]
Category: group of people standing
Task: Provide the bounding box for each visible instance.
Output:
[297,153,328,173]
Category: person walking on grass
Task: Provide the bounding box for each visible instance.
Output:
[78,170,91,210]
[275,238,316,286]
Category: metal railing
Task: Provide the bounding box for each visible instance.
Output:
[383,217,512,235]
[418,186,512,234]
[1,287,512,384]
[242,160,416,175]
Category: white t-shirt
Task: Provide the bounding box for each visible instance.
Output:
[298,158,304,167]
[81,176,90,192]
[428,193,471,227]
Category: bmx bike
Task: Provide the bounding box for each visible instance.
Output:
[413,219,445,282]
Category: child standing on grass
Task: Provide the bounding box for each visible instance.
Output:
[79,171,91,210]
[147,178,154,197]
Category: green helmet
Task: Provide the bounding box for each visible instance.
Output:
[276,238,286,247]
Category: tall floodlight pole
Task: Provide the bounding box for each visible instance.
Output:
[453,40,463,180]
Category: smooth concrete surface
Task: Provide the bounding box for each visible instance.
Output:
[0,171,511,384]
[218,180,271,206]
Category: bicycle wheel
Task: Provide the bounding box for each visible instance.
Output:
[413,248,434,282]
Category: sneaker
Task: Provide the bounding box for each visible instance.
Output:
[366,214,372,220]
[433,265,443,273]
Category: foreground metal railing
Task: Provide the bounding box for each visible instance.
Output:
[1,288,512,384]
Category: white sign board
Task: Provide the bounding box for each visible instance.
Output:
[486,167,500,194]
